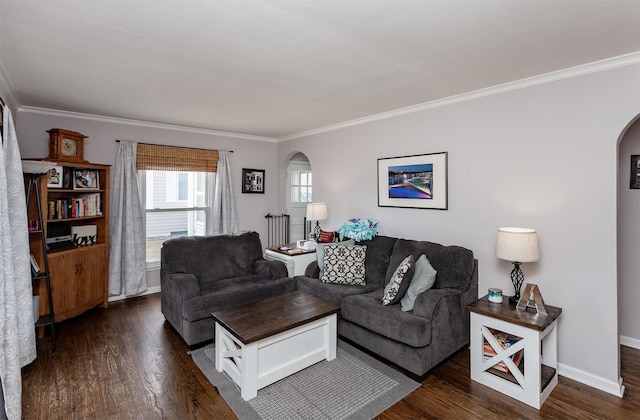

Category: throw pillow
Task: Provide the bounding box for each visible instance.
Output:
[317,230,335,243]
[321,244,367,285]
[401,254,437,312]
[382,255,415,305]
[316,239,355,278]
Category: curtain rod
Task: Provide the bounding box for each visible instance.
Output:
[115,139,233,153]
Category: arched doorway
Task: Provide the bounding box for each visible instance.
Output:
[285,152,312,242]
[617,115,640,352]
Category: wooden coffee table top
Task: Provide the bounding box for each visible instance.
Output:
[211,290,340,345]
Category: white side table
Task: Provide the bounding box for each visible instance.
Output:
[264,244,317,277]
[467,296,562,409]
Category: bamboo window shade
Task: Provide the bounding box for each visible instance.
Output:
[136,143,219,172]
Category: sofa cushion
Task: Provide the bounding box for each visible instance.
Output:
[316,239,355,278]
[296,276,379,306]
[321,244,367,285]
[162,231,264,282]
[355,235,398,287]
[382,255,415,305]
[342,289,432,348]
[401,254,437,312]
[385,238,474,290]
[183,275,296,321]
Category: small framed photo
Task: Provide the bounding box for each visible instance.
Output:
[242,168,265,194]
[30,253,40,274]
[631,155,640,189]
[73,169,100,190]
[47,165,64,189]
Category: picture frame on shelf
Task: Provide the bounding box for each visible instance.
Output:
[47,165,64,189]
[242,168,265,194]
[73,168,100,190]
[630,155,640,189]
[30,253,40,274]
[377,152,448,210]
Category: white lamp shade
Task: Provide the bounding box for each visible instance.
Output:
[496,227,540,263]
[306,202,328,221]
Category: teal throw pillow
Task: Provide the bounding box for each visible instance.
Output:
[401,254,437,312]
[382,255,415,305]
[316,239,355,278]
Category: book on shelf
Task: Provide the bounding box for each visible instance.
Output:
[483,328,523,373]
[47,193,102,220]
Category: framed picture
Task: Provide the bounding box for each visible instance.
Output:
[30,253,40,274]
[47,165,64,188]
[73,168,100,190]
[377,152,448,210]
[631,155,640,189]
[242,168,265,194]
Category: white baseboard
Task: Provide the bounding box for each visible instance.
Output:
[620,335,640,350]
[108,285,161,303]
[558,363,625,398]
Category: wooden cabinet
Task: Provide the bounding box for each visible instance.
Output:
[28,160,110,323]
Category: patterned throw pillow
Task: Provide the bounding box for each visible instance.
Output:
[321,244,367,285]
[382,255,415,305]
[316,239,355,278]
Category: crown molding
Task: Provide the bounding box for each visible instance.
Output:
[280,52,640,141]
[19,106,278,142]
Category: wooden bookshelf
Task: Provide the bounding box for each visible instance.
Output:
[27,160,110,323]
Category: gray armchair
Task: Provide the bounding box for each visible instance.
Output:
[161,231,295,346]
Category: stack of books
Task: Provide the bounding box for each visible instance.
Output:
[47,193,102,219]
[483,328,523,373]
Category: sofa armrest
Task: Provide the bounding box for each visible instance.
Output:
[304,260,320,278]
[412,288,460,320]
[163,272,201,300]
[253,259,288,279]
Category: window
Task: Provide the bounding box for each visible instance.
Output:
[135,143,219,268]
[140,170,214,267]
[290,169,312,203]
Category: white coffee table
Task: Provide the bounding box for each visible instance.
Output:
[212,291,340,400]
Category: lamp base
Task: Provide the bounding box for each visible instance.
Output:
[508,295,519,305]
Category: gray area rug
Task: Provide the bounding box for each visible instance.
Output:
[190,339,420,419]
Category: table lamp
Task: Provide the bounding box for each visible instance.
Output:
[495,227,540,303]
[306,202,328,240]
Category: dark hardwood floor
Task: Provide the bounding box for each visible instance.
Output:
[22,293,640,419]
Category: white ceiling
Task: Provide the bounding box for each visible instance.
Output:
[1,1,639,139]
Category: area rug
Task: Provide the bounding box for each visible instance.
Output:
[190,339,420,419]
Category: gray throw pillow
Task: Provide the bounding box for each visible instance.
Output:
[401,254,437,312]
[321,244,367,285]
[316,239,355,278]
[382,255,415,305]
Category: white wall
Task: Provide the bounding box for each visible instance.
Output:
[15,110,280,291]
[277,63,640,396]
[618,118,640,348]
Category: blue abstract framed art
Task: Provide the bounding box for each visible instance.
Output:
[377,152,448,210]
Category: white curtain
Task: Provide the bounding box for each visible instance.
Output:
[211,150,237,234]
[108,140,147,296]
[0,106,36,420]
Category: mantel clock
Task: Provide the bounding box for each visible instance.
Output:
[47,128,87,162]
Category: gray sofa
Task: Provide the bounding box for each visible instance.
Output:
[296,235,478,376]
[161,231,296,346]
